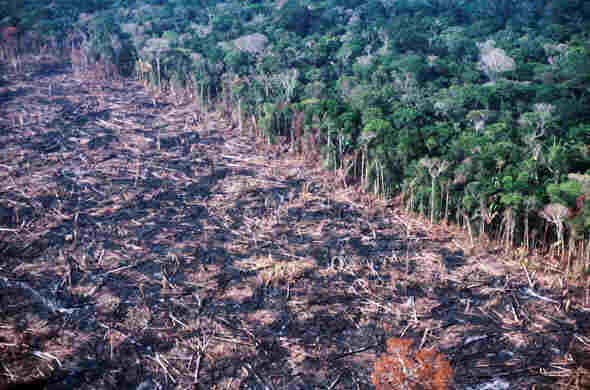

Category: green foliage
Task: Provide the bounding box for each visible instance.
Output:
[547,180,582,207]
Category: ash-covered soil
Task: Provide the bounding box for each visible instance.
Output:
[1,59,589,389]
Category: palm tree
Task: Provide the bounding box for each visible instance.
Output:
[420,158,450,224]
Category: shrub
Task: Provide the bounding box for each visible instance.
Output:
[371,338,453,390]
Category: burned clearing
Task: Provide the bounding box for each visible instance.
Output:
[1,59,589,389]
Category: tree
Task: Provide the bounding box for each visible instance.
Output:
[540,203,570,256]
[519,103,556,138]
[276,68,299,103]
[545,140,569,184]
[522,195,540,250]
[0,26,18,61]
[420,157,450,224]
[277,0,312,35]
[477,40,516,83]
[466,110,491,133]
[141,37,170,90]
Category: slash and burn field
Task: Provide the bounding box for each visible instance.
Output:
[0,59,588,389]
